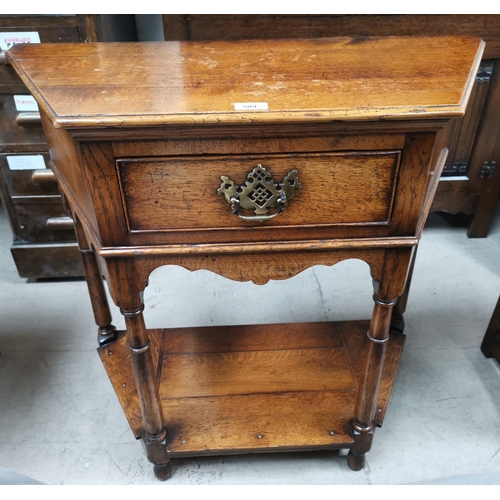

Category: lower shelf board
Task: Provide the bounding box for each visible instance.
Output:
[98,320,405,457]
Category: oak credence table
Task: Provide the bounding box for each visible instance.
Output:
[7,36,483,480]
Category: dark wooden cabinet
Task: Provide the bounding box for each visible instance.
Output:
[163,14,500,238]
[481,295,500,363]
[0,15,137,279]
[0,15,93,278]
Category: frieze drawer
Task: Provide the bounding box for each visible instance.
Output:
[117,151,401,233]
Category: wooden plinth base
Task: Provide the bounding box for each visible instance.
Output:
[98,320,405,458]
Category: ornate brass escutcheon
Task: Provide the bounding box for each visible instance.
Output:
[217,165,302,222]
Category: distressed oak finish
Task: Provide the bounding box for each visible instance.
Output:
[119,152,401,231]
[164,14,500,238]
[7,36,483,480]
[98,322,405,454]
[9,37,481,127]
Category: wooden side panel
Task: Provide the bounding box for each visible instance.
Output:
[432,178,479,214]
[97,329,163,437]
[442,60,495,179]
[78,142,129,246]
[39,110,98,235]
[467,59,500,237]
[389,133,436,236]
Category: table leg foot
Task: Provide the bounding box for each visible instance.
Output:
[347,451,366,471]
[97,324,117,346]
[154,462,172,481]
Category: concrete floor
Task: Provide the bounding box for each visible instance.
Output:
[0,203,499,485]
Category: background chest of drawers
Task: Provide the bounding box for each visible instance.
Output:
[164,14,500,238]
[0,15,136,278]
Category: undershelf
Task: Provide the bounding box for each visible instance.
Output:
[98,321,405,457]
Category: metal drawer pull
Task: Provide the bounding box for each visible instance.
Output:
[31,169,56,183]
[46,216,74,230]
[16,112,41,126]
[218,165,302,222]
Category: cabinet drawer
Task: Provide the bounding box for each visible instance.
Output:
[12,197,75,243]
[11,242,84,278]
[118,152,401,233]
[0,152,59,196]
[0,94,45,149]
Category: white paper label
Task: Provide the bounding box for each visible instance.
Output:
[13,95,39,112]
[0,31,41,50]
[7,155,46,171]
[234,102,269,111]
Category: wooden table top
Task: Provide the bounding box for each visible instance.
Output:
[7,36,484,129]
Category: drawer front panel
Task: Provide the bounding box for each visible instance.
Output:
[13,198,75,243]
[0,94,45,149]
[118,152,401,232]
[11,242,84,278]
[0,152,59,196]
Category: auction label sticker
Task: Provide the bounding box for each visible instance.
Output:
[14,95,39,112]
[0,31,41,50]
[7,155,46,171]
[234,102,269,111]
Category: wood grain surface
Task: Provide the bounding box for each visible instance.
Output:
[6,36,484,128]
[161,348,354,398]
[162,391,356,454]
[161,322,344,353]
[98,320,405,453]
[118,152,400,231]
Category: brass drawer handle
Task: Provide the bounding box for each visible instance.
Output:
[46,216,75,230]
[218,165,302,222]
[16,112,41,126]
[31,169,56,183]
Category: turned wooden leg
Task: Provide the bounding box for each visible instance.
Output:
[390,246,418,335]
[101,257,170,480]
[349,248,412,470]
[349,295,396,469]
[119,293,170,480]
[154,462,173,481]
[72,213,117,346]
[481,294,500,359]
[347,450,366,471]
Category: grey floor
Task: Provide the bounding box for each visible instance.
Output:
[0,203,499,485]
